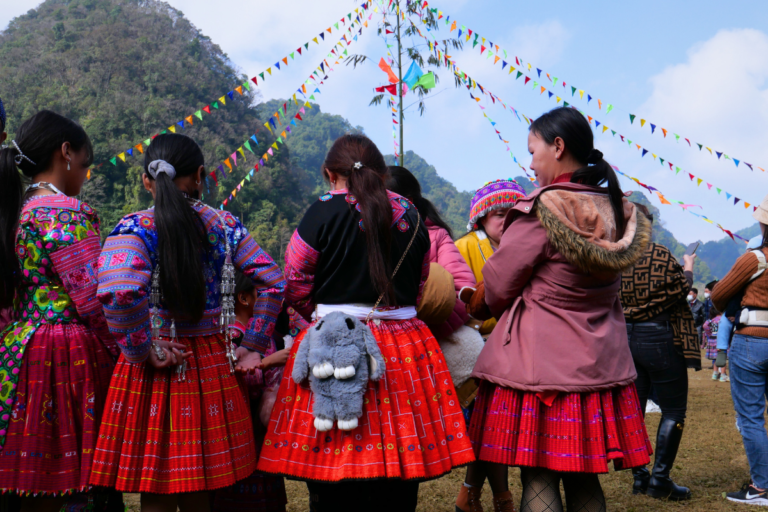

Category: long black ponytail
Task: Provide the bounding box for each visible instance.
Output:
[530,107,626,238]
[0,110,92,308]
[323,134,395,304]
[143,133,207,322]
[385,165,453,239]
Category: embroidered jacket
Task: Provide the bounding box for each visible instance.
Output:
[0,194,117,447]
[97,202,285,362]
[284,189,430,320]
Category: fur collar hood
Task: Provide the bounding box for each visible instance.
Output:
[509,182,651,273]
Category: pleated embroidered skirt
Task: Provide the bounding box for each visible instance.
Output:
[256,318,475,482]
[468,381,652,473]
[90,333,256,494]
[0,322,115,495]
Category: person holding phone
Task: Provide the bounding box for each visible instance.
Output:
[620,204,701,501]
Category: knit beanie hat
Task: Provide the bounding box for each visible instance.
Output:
[467,178,527,231]
[0,97,5,133]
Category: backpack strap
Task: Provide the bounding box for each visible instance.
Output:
[749,249,767,282]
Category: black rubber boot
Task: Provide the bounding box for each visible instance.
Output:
[632,467,650,495]
[646,418,692,501]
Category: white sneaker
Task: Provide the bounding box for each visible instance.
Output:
[645,400,661,414]
[727,482,768,506]
[720,374,731,382]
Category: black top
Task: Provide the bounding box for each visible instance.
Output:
[297,190,430,307]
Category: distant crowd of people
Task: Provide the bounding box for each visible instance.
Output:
[2,97,768,512]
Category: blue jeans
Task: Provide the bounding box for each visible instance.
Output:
[717,315,734,351]
[730,333,768,488]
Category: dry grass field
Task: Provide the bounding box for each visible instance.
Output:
[124,350,757,511]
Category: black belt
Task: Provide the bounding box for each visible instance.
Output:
[627,321,669,328]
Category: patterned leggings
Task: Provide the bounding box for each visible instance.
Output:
[520,468,605,512]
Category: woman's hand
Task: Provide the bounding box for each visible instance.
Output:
[262,348,290,371]
[147,340,193,369]
[235,348,263,374]
[467,281,493,321]
[682,253,696,272]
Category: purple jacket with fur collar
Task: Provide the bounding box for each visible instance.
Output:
[471,182,651,393]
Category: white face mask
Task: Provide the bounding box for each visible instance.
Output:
[704,292,711,299]
[687,294,694,302]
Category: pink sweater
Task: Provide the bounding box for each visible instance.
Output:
[427,221,476,338]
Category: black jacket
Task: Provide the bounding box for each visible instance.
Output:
[689,300,705,328]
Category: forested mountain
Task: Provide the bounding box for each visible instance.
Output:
[0,0,752,275]
[0,0,309,262]
[385,152,473,236]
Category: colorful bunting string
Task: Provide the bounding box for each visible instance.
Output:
[406,15,755,241]
[408,14,759,215]
[462,77,533,181]
[416,0,765,176]
[488,63,761,212]
[612,166,749,244]
[217,5,375,209]
[91,2,372,175]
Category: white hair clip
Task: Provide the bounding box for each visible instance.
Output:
[353,162,363,170]
[147,159,177,179]
[12,140,36,167]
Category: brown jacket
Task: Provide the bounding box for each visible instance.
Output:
[711,246,768,339]
[472,182,652,393]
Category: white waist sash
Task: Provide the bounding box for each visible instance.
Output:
[315,304,417,321]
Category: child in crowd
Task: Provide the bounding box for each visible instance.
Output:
[704,308,728,381]
[456,179,527,336]
[454,178,526,512]
[212,270,292,512]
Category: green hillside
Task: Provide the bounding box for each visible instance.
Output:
[0,0,316,262]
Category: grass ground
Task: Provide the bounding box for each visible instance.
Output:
[126,350,754,511]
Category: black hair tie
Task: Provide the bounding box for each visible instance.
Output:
[587,149,603,165]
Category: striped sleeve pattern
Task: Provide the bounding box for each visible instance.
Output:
[284,230,320,321]
[97,232,153,362]
[235,224,286,353]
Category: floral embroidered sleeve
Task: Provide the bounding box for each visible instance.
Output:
[96,218,153,363]
[229,214,286,353]
[284,230,320,321]
[45,205,119,357]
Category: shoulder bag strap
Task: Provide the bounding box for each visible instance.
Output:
[366,211,421,322]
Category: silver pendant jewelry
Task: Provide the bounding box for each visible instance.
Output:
[150,267,163,345]
[150,265,186,378]
[211,208,239,375]
[152,342,166,361]
[177,359,188,381]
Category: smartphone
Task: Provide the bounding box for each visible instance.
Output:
[685,242,700,256]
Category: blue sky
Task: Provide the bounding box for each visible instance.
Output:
[3,0,768,243]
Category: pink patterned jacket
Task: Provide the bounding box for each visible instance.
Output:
[426,221,475,338]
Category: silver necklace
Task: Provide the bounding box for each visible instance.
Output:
[25,181,65,196]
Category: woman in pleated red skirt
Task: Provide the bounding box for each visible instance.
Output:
[256,134,474,512]
[465,107,653,512]
[0,112,119,512]
[90,134,285,511]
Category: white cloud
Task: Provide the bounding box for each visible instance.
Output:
[506,20,570,69]
[621,28,768,242]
